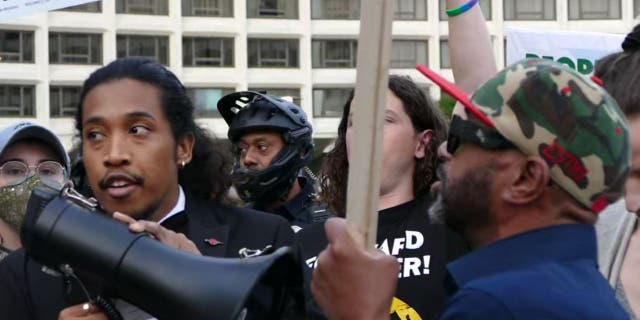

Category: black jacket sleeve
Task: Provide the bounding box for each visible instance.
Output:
[0,249,73,320]
[0,251,26,320]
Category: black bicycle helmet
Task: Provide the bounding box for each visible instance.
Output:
[217,91,314,205]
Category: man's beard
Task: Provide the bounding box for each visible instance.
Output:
[429,164,494,233]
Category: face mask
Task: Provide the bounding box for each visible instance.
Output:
[0,175,43,231]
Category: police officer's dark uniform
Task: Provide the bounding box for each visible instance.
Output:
[254,175,330,232]
[217,91,331,232]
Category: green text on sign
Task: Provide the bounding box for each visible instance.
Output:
[526,53,594,75]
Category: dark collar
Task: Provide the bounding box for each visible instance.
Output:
[160,212,187,232]
[277,176,315,221]
[446,224,597,291]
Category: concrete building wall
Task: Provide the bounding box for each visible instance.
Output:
[0,0,637,148]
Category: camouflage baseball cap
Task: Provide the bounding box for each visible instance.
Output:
[418,59,630,213]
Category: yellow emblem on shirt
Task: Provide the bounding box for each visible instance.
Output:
[390,297,422,320]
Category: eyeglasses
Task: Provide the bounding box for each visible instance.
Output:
[447,115,517,155]
[0,160,67,188]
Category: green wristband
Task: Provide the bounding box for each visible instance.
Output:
[445,0,479,17]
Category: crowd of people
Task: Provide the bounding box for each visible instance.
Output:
[0,0,638,319]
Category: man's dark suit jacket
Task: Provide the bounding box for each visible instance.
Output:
[0,193,295,320]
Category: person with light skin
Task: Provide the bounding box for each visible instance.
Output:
[300,1,493,318]
[297,74,468,320]
[311,2,629,318]
[217,91,325,232]
[0,59,295,320]
[0,122,71,260]
[594,24,640,319]
[445,0,497,93]
[312,58,631,320]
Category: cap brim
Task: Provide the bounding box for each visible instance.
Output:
[3,126,70,174]
[415,64,495,128]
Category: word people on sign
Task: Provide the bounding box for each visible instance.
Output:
[525,54,594,75]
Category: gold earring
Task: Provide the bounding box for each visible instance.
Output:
[181,161,186,169]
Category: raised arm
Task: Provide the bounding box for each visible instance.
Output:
[446,0,497,93]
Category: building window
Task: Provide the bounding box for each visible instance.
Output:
[49,33,102,65]
[0,85,35,117]
[312,0,426,20]
[183,37,234,67]
[504,0,555,20]
[249,87,301,106]
[0,30,34,63]
[116,0,169,15]
[312,39,357,68]
[247,0,298,19]
[313,88,352,117]
[394,0,427,20]
[117,35,169,65]
[50,86,81,118]
[440,0,491,20]
[182,0,233,17]
[187,88,234,117]
[569,0,620,20]
[248,38,299,68]
[311,0,360,19]
[391,40,428,68]
[440,39,450,69]
[57,2,102,12]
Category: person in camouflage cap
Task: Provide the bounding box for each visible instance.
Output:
[308,59,631,320]
[468,58,630,213]
[419,58,630,319]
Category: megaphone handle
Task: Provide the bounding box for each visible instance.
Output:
[59,264,124,320]
[94,295,124,320]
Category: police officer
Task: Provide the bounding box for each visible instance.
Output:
[218,91,329,232]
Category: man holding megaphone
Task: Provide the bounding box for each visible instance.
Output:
[0,59,298,320]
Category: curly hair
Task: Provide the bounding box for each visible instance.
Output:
[74,58,232,201]
[320,75,448,216]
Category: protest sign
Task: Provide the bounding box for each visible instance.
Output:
[0,0,99,21]
[506,27,624,75]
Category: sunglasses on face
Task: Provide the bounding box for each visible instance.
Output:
[447,116,517,155]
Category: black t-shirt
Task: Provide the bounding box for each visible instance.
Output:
[296,197,469,320]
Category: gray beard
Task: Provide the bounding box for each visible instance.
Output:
[428,164,448,225]
[428,191,446,225]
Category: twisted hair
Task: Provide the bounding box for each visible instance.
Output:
[74,58,232,201]
[320,75,448,216]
